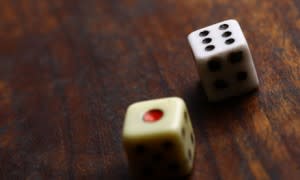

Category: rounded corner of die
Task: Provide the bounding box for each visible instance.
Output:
[122,128,137,142]
[226,19,239,24]
[254,77,260,87]
[170,96,186,104]
[228,18,238,22]
[170,96,183,101]
[187,30,196,37]
[193,53,203,61]
[195,56,210,66]
[126,101,140,112]
[124,108,133,121]
[187,33,196,43]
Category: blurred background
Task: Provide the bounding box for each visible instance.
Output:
[0,0,300,179]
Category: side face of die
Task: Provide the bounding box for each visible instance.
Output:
[188,19,259,101]
[122,97,196,178]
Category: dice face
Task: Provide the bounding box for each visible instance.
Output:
[122,97,195,178]
[188,19,259,101]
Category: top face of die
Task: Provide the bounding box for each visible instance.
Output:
[188,19,248,60]
[123,97,186,139]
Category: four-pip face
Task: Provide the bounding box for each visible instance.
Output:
[122,97,195,179]
[188,19,259,101]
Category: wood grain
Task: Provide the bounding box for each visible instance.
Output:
[0,0,300,179]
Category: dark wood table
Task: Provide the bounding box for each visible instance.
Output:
[1,0,300,179]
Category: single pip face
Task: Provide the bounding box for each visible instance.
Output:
[122,97,195,179]
[188,19,259,101]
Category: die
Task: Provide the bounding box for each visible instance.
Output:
[122,97,195,179]
[187,19,259,101]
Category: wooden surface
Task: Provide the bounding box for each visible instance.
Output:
[1,0,300,179]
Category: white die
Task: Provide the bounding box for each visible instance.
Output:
[187,19,259,101]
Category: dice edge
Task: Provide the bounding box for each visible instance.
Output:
[122,97,186,146]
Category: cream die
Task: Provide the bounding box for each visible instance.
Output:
[188,19,259,101]
[122,97,195,178]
